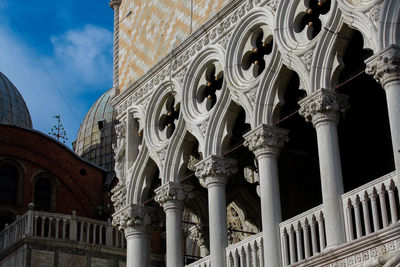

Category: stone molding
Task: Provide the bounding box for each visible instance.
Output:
[243,124,289,157]
[195,155,237,187]
[298,89,349,127]
[109,0,121,9]
[154,182,193,211]
[112,204,158,236]
[366,45,400,87]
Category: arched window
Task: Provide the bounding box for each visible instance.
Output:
[0,164,19,205]
[34,177,52,211]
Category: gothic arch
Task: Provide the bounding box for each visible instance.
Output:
[380,0,400,49]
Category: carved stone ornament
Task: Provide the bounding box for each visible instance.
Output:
[111,181,126,213]
[154,182,193,210]
[189,223,208,248]
[298,88,349,126]
[109,0,121,9]
[365,45,400,87]
[112,204,158,234]
[187,155,200,172]
[194,155,237,187]
[113,121,126,181]
[243,124,289,156]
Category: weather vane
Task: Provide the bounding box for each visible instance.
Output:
[48,115,68,143]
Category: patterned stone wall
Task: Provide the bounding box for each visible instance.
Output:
[118,0,233,91]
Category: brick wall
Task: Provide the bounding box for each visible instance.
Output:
[118,0,233,90]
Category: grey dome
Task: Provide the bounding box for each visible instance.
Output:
[74,89,116,178]
[0,72,32,128]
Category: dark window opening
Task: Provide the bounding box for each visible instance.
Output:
[34,177,52,211]
[0,164,18,205]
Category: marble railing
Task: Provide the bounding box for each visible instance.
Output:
[342,171,398,242]
[279,205,326,266]
[185,255,211,267]
[226,232,264,267]
[0,208,125,253]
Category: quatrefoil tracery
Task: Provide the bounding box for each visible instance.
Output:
[158,96,180,139]
[294,0,331,40]
[242,28,273,78]
[196,64,224,111]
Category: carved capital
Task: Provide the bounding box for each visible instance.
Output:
[195,155,237,188]
[243,124,289,157]
[109,0,122,9]
[298,89,348,126]
[112,204,158,235]
[189,223,208,248]
[154,182,193,211]
[365,45,400,87]
[111,181,127,213]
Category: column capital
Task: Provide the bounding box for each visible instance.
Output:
[109,0,122,9]
[154,182,193,211]
[189,223,208,248]
[243,124,289,157]
[365,44,400,87]
[195,155,237,187]
[298,88,348,126]
[112,204,158,236]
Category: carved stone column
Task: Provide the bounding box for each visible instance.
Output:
[299,88,348,247]
[155,182,192,267]
[189,223,209,257]
[112,204,158,267]
[109,0,122,96]
[366,45,400,186]
[243,124,288,267]
[195,155,237,267]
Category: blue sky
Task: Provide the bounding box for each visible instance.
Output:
[0,0,114,148]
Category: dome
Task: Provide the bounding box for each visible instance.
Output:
[0,72,32,128]
[74,89,116,179]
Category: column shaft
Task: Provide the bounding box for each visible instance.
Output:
[258,153,282,267]
[315,121,346,246]
[385,80,400,184]
[126,231,151,267]
[165,207,184,267]
[208,181,228,267]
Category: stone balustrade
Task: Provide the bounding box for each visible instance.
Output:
[226,232,264,267]
[0,208,125,253]
[185,255,211,267]
[279,205,326,266]
[342,171,399,242]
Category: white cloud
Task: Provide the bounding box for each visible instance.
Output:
[0,24,113,147]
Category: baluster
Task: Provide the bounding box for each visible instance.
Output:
[245,243,251,267]
[86,223,91,243]
[233,249,239,267]
[281,229,289,266]
[54,218,59,239]
[289,225,296,264]
[310,215,318,254]
[227,251,233,267]
[388,180,398,223]
[121,233,125,248]
[361,191,372,235]
[354,196,363,239]
[115,229,119,247]
[92,224,96,244]
[295,222,304,261]
[317,212,326,250]
[379,184,389,228]
[303,219,311,259]
[239,246,246,267]
[370,188,380,232]
[48,218,53,238]
[62,219,66,239]
[99,225,103,245]
[79,222,84,242]
[33,216,38,236]
[346,199,354,241]
[251,241,258,267]
[257,237,264,267]
[41,217,45,238]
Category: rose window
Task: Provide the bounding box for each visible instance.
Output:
[158,95,180,139]
[241,27,273,78]
[196,63,224,111]
[294,0,331,40]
